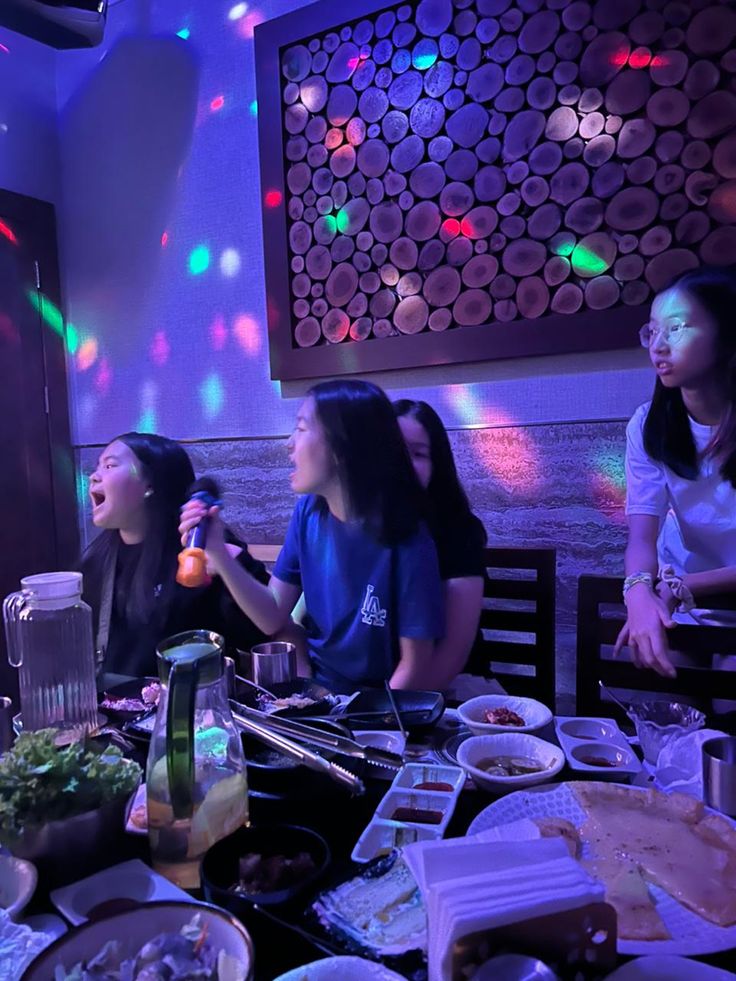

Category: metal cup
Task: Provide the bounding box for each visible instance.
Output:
[1,696,16,754]
[702,735,736,816]
[247,642,297,689]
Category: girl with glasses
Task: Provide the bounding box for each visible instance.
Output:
[616,266,736,679]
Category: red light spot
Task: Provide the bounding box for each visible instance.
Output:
[161,231,169,247]
[460,217,476,237]
[149,330,170,367]
[0,43,9,54]
[238,11,264,38]
[0,219,18,245]
[265,189,283,208]
[629,47,651,69]
[609,49,628,67]
[650,54,667,67]
[94,358,112,396]
[442,218,461,238]
[209,314,228,351]
[210,95,225,112]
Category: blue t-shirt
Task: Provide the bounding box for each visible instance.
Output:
[273,496,444,692]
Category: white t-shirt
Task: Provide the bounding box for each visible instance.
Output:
[625,401,736,576]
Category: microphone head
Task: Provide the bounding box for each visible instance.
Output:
[187,476,221,499]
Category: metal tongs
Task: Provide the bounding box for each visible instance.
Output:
[230,703,366,795]
[234,702,404,772]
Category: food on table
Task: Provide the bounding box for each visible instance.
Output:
[230,851,317,895]
[484,707,526,727]
[313,855,427,956]
[0,730,141,846]
[413,781,454,792]
[259,693,322,713]
[534,817,580,859]
[100,681,161,715]
[390,806,444,825]
[127,802,148,832]
[548,782,736,940]
[474,755,546,777]
[577,755,617,767]
[55,913,248,980]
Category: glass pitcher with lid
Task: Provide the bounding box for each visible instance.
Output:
[146,630,248,888]
[3,572,98,735]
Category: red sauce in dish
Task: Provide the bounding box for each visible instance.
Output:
[413,781,454,792]
[579,756,617,767]
[391,806,443,824]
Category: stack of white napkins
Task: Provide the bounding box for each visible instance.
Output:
[403,819,604,981]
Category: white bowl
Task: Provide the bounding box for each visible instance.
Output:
[0,854,38,920]
[456,733,565,791]
[457,695,553,735]
[274,956,408,980]
[21,900,254,980]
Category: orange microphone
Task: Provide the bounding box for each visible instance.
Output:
[176,477,222,588]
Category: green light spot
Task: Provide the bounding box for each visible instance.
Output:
[189,245,210,275]
[413,39,438,70]
[66,323,79,355]
[572,244,608,275]
[551,237,575,257]
[336,209,350,233]
[200,373,224,419]
[28,290,64,336]
[76,470,88,507]
[593,450,626,492]
[176,27,190,39]
[249,100,258,116]
[137,409,157,433]
[323,215,337,234]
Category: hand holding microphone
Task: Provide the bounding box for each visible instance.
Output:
[177,477,224,587]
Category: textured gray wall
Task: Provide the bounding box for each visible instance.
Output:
[77,417,628,705]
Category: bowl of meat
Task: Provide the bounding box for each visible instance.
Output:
[457,695,553,736]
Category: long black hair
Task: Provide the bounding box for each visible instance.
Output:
[82,432,195,625]
[394,399,487,555]
[309,379,427,546]
[643,265,736,487]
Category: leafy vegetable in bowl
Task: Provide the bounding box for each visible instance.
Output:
[0,730,141,845]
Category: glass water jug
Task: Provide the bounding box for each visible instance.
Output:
[3,572,98,735]
[146,630,248,888]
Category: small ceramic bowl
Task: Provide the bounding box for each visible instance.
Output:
[0,854,38,920]
[456,733,565,791]
[201,823,330,911]
[457,695,553,735]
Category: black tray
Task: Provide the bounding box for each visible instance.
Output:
[234,678,336,718]
[345,689,445,734]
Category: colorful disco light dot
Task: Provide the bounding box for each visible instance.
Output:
[336,208,350,233]
[77,337,98,371]
[238,11,264,38]
[65,324,79,355]
[413,39,438,70]
[228,2,248,20]
[629,47,651,69]
[442,218,461,238]
[210,95,225,112]
[28,290,64,336]
[0,219,18,245]
[220,248,241,278]
[149,330,170,366]
[264,189,282,208]
[209,314,228,350]
[94,358,112,395]
[161,231,169,247]
[249,100,258,116]
[233,314,261,355]
[176,27,190,40]
[76,470,88,507]
[137,408,157,433]
[323,215,337,235]
[200,374,225,419]
[189,244,210,275]
[571,243,608,275]
[0,42,9,54]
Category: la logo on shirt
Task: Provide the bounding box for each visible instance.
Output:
[361,584,387,627]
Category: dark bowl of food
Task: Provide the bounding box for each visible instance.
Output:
[201,824,330,912]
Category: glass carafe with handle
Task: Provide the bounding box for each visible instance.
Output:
[3,572,98,735]
[146,630,248,889]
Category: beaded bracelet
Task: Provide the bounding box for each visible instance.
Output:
[623,572,654,600]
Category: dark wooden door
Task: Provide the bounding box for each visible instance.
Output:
[0,189,77,705]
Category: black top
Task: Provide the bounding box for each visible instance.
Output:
[433,517,488,677]
[81,539,270,677]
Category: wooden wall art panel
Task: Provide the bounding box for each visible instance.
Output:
[255,0,736,380]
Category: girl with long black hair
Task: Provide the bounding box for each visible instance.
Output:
[615,266,736,679]
[179,380,444,693]
[394,399,487,689]
[81,432,269,677]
